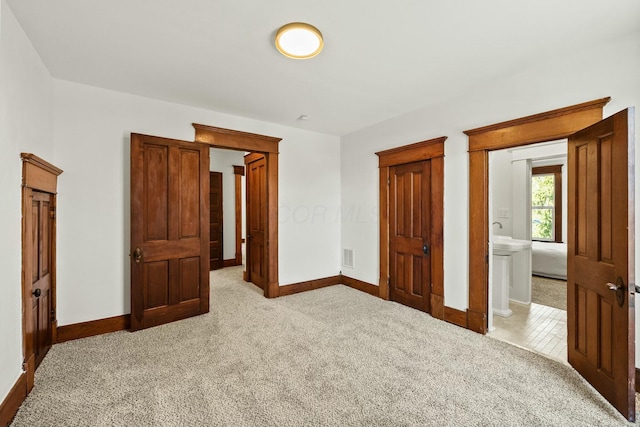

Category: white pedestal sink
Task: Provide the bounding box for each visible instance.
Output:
[492,236,532,317]
[493,235,532,255]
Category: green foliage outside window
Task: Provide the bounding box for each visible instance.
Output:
[532,174,554,240]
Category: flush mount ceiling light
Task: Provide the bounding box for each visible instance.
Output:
[275,22,323,59]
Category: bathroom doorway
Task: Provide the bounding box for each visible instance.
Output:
[487,140,569,364]
[467,101,635,420]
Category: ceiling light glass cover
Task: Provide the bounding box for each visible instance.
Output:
[275,22,323,59]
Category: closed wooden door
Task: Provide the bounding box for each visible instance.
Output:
[209,171,223,270]
[130,134,210,331]
[245,153,267,289]
[389,161,431,312]
[567,108,635,421]
[30,191,54,369]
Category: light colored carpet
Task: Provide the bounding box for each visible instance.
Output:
[531,275,567,310]
[10,266,631,426]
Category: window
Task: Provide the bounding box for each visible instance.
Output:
[531,165,562,242]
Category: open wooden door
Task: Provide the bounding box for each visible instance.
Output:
[130,134,210,331]
[567,108,635,421]
[209,171,223,271]
[245,153,267,289]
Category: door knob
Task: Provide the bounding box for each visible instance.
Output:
[133,247,143,264]
[32,288,41,297]
[605,282,620,291]
[606,277,625,307]
[423,243,430,255]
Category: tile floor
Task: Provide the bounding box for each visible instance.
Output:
[489,301,568,365]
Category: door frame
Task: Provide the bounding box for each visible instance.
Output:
[463,97,611,334]
[376,136,446,314]
[193,124,281,298]
[20,153,63,392]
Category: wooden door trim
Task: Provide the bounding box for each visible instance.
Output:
[465,97,612,151]
[56,314,131,343]
[463,97,610,334]
[244,152,264,163]
[0,372,27,427]
[233,165,244,266]
[193,123,280,154]
[20,153,62,393]
[376,136,446,309]
[193,125,281,298]
[377,138,445,167]
[21,153,63,194]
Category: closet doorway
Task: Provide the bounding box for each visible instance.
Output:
[465,98,636,421]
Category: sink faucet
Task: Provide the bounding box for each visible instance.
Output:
[492,221,503,229]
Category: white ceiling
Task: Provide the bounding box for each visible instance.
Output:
[6,0,640,136]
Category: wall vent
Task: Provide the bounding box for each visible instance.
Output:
[342,248,355,268]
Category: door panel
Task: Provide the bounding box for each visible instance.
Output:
[209,171,223,270]
[145,261,169,309]
[144,145,169,241]
[389,161,431,312]
[131,133,210,331]
[180,257,201,300]
[180,150,200,238]
[31,191,53,369]
[567,108,635,421]
[31,203,38,278]
[246,154,267,289]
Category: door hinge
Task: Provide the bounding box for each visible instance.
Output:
[485,254,489,263]
[387,277,390,286]
[51,308,56,322]
[387,177,391,185]
[49,206,56,219]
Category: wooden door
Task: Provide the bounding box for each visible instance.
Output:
[245,153,267,289]
[389,160,431,312]
[567,108,635,421]
[30,191,54,369]
[21,153,62,391]
[130,133,210,331]
[209,171,223,270]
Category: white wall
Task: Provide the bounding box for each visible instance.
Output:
[0,0,54,407]
[511,160,531,241]
[52,79,341,326]
[488,149,513,237]
[340,30,640,365]
[209,148,245,261]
